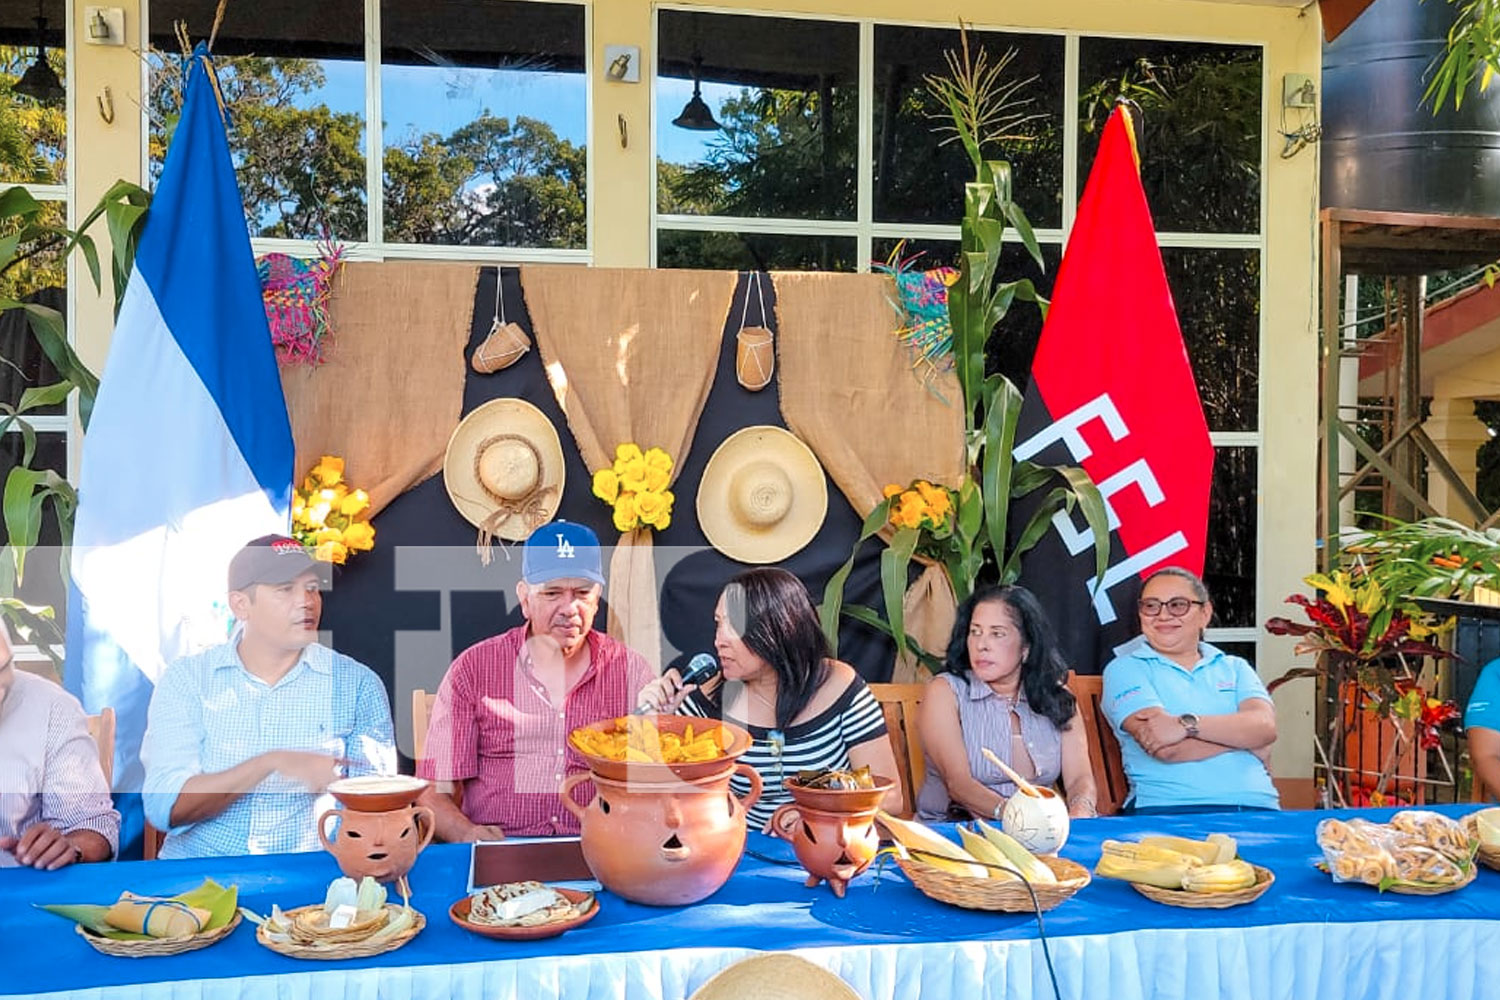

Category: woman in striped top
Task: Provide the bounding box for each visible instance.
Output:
[638,567,903,830]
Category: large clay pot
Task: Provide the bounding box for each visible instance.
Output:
[560,763,761,906]
[769,802,881,898]
[1000,786,1070,855]
[318,803,436,883]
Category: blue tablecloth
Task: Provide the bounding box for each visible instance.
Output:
[5,805,1500,1000]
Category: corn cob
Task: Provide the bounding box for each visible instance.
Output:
[1179,859,1258,893]
[1094,839,1201,889]
[876,811,989,879]
[1207,833,1238,864]
[975,820,1058,884]
[955,827,1020,881]
[1137,835,1223,865]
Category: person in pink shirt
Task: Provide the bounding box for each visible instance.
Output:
[417,521,654,840]
[0,626,119,869]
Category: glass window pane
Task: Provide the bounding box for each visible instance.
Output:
[148,2,367,240]
[0,430,68,622]
[657,230,855,272]
[0,202,65,414]
[0,0,66,184]
[870,238,1060,388]
[1078,38,1261,234]
[656,11,858,221]
[1160,247,1260,433]
[873,25,1064,228]
[1205,446,1257,628]
[381,0,586,249]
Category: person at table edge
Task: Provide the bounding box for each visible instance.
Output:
[1463,655,1500,798]
[417,520,655,840]
[0,625,119,869]
[1102,566,1280,813]
[140,535,397,857]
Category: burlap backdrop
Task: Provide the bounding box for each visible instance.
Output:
[281,261,479,515]
[774,272,966,681]
[520,265,737,667]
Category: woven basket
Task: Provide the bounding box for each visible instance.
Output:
[1131,866,1275,909]
[255,904,424,960]
[1463,814,1500,872]
[1383,862,1478,896]
[894,852,1090,912]
[77,912,241,957]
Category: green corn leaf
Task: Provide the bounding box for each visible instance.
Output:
[817,499,893,657]
[881,527,921,659]
[173,878,239,930]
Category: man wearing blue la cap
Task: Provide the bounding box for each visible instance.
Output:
[418,520,655,840]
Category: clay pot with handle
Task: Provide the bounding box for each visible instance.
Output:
[560,763,761,906]
[770,800,885,898]
[318,803,436,884]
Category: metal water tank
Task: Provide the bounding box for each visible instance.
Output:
[1322,0,1500,216]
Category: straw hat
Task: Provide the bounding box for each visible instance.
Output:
[443,397,565,543]
[697,426,827,564]
[689,954,862,1000]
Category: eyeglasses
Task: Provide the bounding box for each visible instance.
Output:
[1138,597,1206,618]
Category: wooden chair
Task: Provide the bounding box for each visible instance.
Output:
[412,689,438,763]
[84,707,115,788]
[412,688,461,809]
[143,824,165,861]
[1064,672,1130,816]
[869,682,926,817]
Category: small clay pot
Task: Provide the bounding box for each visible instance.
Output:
[319,803,436,884]
[560,763,761,906]
[769,802,881,898]
[783,773,894,814]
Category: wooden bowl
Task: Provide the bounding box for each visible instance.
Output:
[569,715,752,782]
[448,888,599,941]
[327,775,430,813]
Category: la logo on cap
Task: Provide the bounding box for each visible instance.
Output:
[556,534,575,559]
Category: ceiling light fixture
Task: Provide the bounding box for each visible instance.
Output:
[672,55,721,132]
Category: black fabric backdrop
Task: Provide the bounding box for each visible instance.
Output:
[318,268,896,759]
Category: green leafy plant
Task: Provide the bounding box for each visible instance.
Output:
[0,180,150,667]
[1424,0,1500,110]
[820,27,1110,669]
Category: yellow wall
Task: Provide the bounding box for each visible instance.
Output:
[63,0,1323,781]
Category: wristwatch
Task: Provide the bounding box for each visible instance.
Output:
[1178,712,1200,738]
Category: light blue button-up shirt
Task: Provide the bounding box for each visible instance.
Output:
[1101,641,1279,810]
[141,639,396,858]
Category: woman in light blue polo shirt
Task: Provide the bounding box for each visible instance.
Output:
[1101,567,1280,814]
[1463,658,1500,798]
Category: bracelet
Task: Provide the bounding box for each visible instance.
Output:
[1068,795,1098,817]
[992,799,1005,821]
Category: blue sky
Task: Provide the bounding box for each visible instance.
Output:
[311,59,738,166]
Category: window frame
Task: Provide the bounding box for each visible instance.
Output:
[650,6,1270,646]
[137,0,596,263]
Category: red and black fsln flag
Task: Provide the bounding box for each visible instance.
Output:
[1013,106,1214,674]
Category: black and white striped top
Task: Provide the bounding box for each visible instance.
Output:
[680,675,888,829]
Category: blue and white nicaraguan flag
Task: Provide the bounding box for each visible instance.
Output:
[65,45,294,838]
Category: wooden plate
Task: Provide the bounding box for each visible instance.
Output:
[449,888,599,940]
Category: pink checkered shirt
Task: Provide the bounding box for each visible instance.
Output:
[417,626,654,836]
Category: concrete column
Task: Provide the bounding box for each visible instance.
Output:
[1423,396,1490,520]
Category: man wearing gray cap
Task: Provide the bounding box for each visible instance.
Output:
[140,535,396,858]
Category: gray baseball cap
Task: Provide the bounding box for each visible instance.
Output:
[228,535,331,592]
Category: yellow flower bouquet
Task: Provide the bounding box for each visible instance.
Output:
[592,443,675,532]
[290,455,377,564]
[883,480,956,534]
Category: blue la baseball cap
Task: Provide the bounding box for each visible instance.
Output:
[522,520,606,586]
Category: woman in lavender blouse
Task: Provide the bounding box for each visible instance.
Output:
[915,585,1098,821]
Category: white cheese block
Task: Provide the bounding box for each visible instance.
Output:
[493,887,561,922]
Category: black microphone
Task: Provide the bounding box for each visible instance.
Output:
[677,652,720,688]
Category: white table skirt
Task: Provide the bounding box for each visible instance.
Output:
[25,918,1500,1000]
